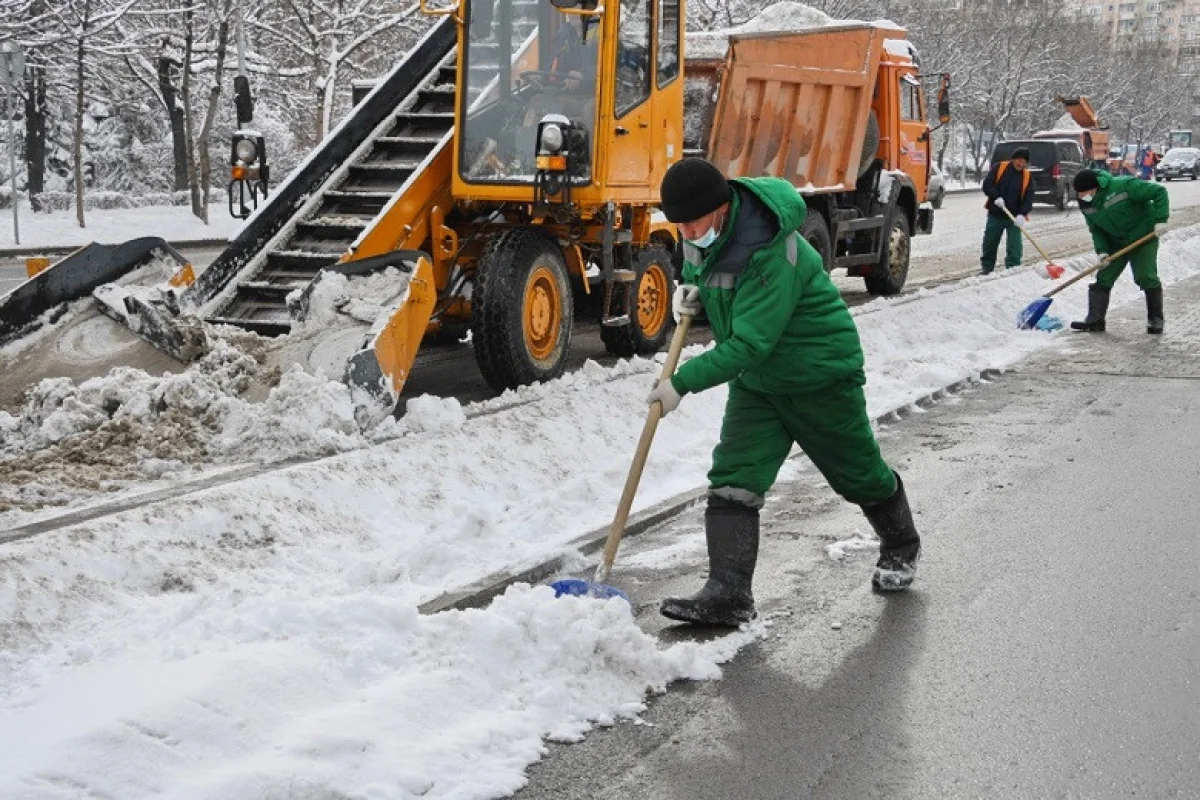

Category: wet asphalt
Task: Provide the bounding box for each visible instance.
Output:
[513,279,1200,799]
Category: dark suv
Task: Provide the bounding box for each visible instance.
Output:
[989,139,1085,210]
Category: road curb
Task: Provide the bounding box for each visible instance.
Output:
[0,239,230,259]
[417,367,1006,616]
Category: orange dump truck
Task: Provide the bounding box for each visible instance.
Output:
[1033,95,1111,168]
[685,24,949,294]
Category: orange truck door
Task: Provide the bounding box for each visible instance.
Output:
[607,0,654,186]
[896,72,929,200]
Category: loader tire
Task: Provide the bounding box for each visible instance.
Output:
[601,245,676,358]
[865,212,909,296]
[472,228,573,392]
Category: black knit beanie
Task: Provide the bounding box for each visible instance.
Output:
[1011,147,1031,161]
[1074,169,1100,193]
[660,158,732,223]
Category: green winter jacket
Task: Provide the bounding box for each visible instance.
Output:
[1081,171,1169,253]
[670,177,864,397]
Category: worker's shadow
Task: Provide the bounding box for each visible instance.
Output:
[660,590,930,800]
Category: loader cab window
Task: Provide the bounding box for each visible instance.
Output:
[900,75,923,121]
[615,0,653,117]
[459,0,599,183]
[656,0,680,88]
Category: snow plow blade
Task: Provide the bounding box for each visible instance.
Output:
[93,284,208,363]
[337,250,437,425]
[0,237,189,347]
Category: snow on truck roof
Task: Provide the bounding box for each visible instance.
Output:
[685,2,907,61]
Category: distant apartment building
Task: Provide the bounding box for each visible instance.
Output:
[1068,0,1200,62]
[1069,0,1200,129]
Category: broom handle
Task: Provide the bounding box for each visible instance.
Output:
[1043,232,1158,299]
[594,313,693,585]
[1000,205,1056,266]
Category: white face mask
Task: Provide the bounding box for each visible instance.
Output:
[1078,191,1096,204]
[687,212,723,248]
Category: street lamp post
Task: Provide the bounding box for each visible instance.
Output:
[1,42,25,245]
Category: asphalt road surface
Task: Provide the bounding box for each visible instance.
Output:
[513,275,1200,800]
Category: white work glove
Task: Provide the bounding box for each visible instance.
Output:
[1154,222,1168,237]
[1013,215,1027,229]
[1096,252,1109,264]
[672,283,702,322]
[992,197,1006,210]
[647,379,682,417]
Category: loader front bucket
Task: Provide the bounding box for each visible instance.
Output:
[336,251,438,426]
[0,238,189,347]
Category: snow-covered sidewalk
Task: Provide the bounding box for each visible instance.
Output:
[2,228,1199,799]
[0,201,243,252]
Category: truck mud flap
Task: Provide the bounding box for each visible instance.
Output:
[93,284,208,363]
[917,205,934,234]
[0,237,187,346]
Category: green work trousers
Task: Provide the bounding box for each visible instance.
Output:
[1094,236,1161,291]
[708,371,897,508]
[980,214,1022,273]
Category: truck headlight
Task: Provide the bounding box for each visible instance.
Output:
[235,139,258,164]
[540,123,564,154]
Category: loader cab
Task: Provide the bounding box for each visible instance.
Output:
[452,0,682,208]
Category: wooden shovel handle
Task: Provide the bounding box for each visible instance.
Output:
[594,314,693,584]
[999,205,1057,266]
[1044,231,1159,299]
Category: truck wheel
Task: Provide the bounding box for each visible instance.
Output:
[858,112,881,177]
[864,213,910,296]
[800,214,832,272]
[471,228,573,392]
[601,245,676,357]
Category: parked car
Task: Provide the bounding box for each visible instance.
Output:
[1155,147,1200,181]
[928,163,947,208]
[990,139,1085,210]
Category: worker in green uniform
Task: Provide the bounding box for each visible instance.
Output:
[648,158,922,627]
[1071,169,1170,334]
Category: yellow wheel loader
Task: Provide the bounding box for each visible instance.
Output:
[2,0,948,424]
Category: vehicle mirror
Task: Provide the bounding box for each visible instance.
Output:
[936,73,951,125]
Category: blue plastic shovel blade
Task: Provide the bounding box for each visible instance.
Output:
[1017,297,1053,330]
[550,578,630,602]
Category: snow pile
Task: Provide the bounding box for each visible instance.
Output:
[686,2,837,60]
[0,583,754,800]
[0,339,370,515]
[292,266,413,330]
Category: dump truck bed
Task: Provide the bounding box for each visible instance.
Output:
[684,23,905,193]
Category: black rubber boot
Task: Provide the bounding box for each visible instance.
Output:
[660,497,759,626]
[1070,284,1111,332]
[861,472,921,592]
[1146,288,1164,334]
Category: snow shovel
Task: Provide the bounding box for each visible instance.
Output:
[998,205,1064,279]
[552,313,694,601]
[1017,232,1158,330]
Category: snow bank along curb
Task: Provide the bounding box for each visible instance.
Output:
[418,368,1004,616]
